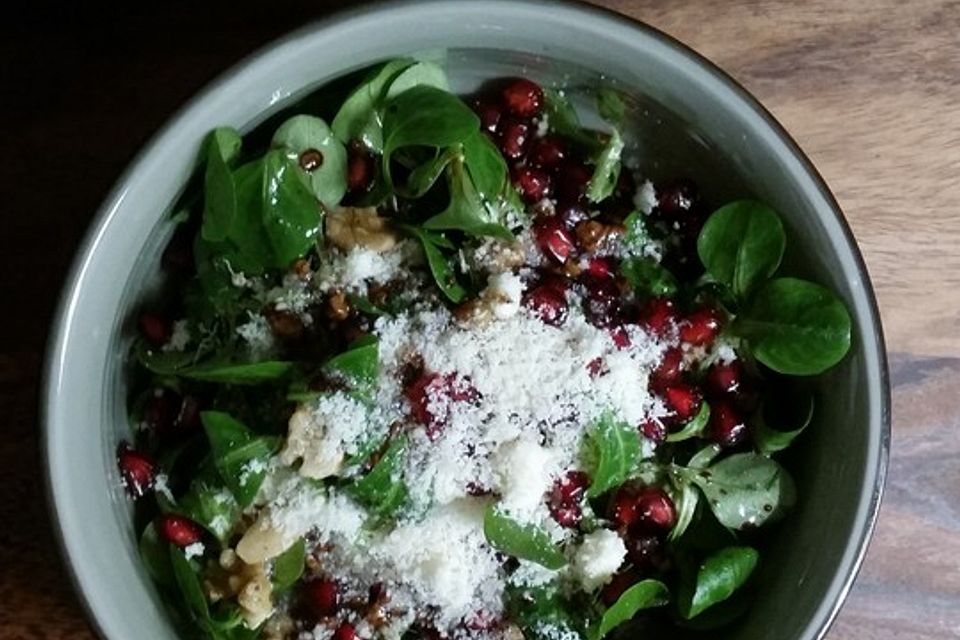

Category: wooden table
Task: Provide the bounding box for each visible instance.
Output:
[2,1,957,637]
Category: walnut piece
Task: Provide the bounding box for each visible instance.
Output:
[574,219,624,253]
[326,207,399,252]
[204,549,275,629]
[236,516,287,565]
[280,406,346,480]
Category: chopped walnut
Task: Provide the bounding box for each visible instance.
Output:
[280,406,346,480]
[326,207,399,252]
[262,614,296,640]
[502,623,525,640]
[264,307,305,340]
[467,238,526,273]
[574,219,625,253]
[327,290,351,321]
[204,549,274,629]
[236,516,288,565]
[291,258,312,281]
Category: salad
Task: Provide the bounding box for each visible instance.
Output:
[118,58,852,640]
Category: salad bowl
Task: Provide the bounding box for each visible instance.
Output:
[43,1,889,639]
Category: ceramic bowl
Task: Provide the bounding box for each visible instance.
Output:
[43,1,890,638]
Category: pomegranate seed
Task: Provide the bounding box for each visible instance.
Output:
[624,534,670,574]
[709,400,748,448]
[157,514,204,547]
[138,313,170,347]
[633,487,677,533]
[556,202,590,229]
[608,325,632,349]
[501,78,544,118]
[533,217,576,263]
[655,179,698,216]
[650,346,683,389]
[304,579,339,617]
[706,360,743,396]
[527,136,566,169]
[548,471,589,528]
[513,166,552,203]
[637,298,678,337]
[587,357,605,377]
[639,420,666,443]
[555,162,592,203]
[679,308,723,346]
[405,372,479,439]
[143,389,180,434]
[333,623,357,640]
[347,142,374,193]
[585,256,617,280]
[610,487,640,529]
[601,570,640,606]
[497,118,530,160]
[523,285,568,326]
[117,443,155,498]
[583,279,622,328]
[177,395,203,432]
[161,230,195,276]
[473,96,502,133]
[662,384,702,422]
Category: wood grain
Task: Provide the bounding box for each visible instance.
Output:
[1,1,957,638]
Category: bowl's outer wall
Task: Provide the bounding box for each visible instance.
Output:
[44,2,888,639]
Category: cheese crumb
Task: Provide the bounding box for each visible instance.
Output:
[184,542,205,560]
[573,529,627,591]
[633,179,657,215]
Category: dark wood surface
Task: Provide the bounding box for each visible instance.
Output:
[2,1,958,638]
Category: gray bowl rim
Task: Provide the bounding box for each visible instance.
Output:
[41,1,891,638]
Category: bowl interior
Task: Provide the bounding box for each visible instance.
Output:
[44,4,887,640]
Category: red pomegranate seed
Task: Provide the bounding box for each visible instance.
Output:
[587,357,605,377]
[143,389,180,434]
[601,570,640,606]
[639,420,666,443]
[501,78,544,118]
[548,471,589,528]
[333,623,357,640]
[527,136,566,169]
[523,284,568,326]
[655,179,698,216]
[706,360,743,396]
[679,308,723,346]
[624,534,670,574]
[513,166,552,204]
[161,230,195,275]
[138,313,170,347]
[650,346,683,389]
[157,514,204,547]
[637,297,678,337]
[633,487,677,533]
[177,395,203,432]
[610,487,640,529]
[497,118,530,160]
[347,142,374,193]
[117,443,155,498]
[608,325,632,349]
[583,279,623,328]
[473,96,502,133]
[405,372,479,439]
[533,217,576,263]
[585,256,617,280]
[305,579,340,617]
[555,162,592,203]
[662,384,702,422]
[709,400,748,448]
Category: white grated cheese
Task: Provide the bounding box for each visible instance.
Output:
[633,179,658,215]
[184,542,205,560]
[572,529,627,591]
[162,319,190,352]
